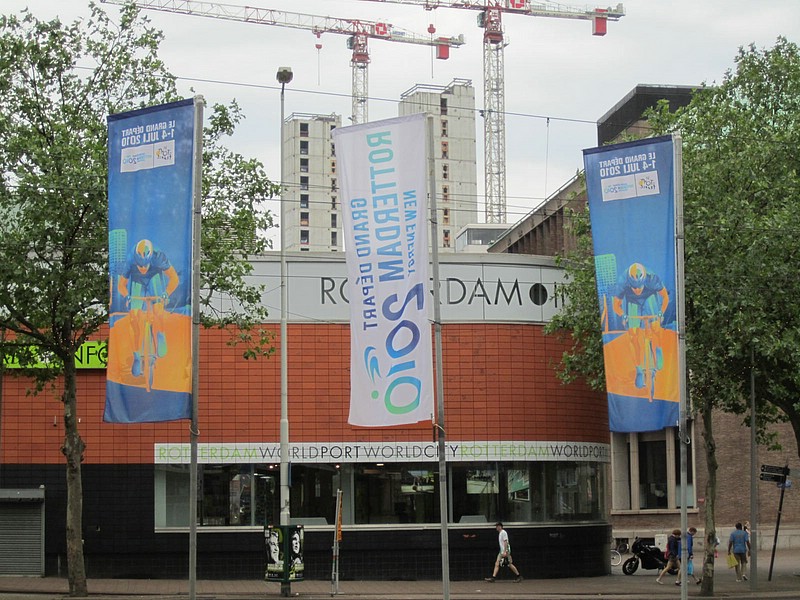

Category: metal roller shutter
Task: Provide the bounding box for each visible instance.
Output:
[0,490,45,576]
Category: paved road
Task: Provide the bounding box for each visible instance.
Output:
[1,550,799,599]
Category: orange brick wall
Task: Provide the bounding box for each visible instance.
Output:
[1,323,608,465]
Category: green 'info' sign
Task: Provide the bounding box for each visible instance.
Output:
[2,341,107,370]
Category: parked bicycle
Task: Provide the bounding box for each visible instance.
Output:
[610,540,629,567]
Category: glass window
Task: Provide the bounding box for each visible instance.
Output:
[299,122,309,137]
[441,141,449,159]
[300,194,309,209]
[451,466,498,524]
[155,464,279,528]
[300,158,309,173]
[331,231,338,247]
[443,208,450,225]
[154,465,191,527]
[300,140,309,155]
[331,214,337,228]
[610,428,697,512]
[441,120,448,137]
[354,464,440,524]
[300,230,309,245]
[300,176,309,191]
[300,212,309,227]
[289,465,340,524]
[639,437,668,509]
[549,462,603,520]
[440,97,448,116]
[155,461,606,529]
[442,164,449,180]
[331,196,337,210]
[452,462,604,524]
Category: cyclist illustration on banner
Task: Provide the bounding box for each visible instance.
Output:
[117,239,179,390]
[612,262,669,401]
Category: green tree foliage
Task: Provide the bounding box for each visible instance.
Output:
[544,197,606,393]
[0,3,277,594]
[649,36,800,453]
[547,37,800,596]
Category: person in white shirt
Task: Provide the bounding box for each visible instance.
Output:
[484,522,523,583]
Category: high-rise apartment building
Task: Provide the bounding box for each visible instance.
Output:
[280,79,478,252]
[398,79,479,251]
[281,113,342,252]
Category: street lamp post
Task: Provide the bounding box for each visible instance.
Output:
[276,65,293,599]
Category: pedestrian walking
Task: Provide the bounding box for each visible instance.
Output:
[656,529,681,585]
[684,526,700,585]
[728,522,751,582]
[484,522,523,583]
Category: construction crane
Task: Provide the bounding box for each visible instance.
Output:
[353,0,625,223]
[100,0,465,124]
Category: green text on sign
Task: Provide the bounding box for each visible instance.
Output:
[3,341,107,370]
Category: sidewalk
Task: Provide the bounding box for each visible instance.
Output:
[1,550,799,599]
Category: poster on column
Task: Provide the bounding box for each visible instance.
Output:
[583,135,680,432]
[332,113,433,427]
[104,99,195,423]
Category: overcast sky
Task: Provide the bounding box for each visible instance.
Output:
[6,0,800,232]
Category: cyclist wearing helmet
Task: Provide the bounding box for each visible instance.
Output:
[118,239,180,377]
[612,262,669,389]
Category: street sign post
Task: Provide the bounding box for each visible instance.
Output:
[759,464,790,581]
[761,465,790,476]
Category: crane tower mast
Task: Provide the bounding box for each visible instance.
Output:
[100,0,465,124]
[356,0,625,223]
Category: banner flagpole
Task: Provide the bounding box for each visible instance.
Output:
[188,94,205,600]
[673,132,688,600]
[427,115,450,600]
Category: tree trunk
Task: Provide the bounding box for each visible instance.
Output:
[61,360,87,596]
[699,402,717,596]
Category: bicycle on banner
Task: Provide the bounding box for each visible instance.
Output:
[127,295,168,392]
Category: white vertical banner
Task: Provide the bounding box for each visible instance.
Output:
[332,113,433,427]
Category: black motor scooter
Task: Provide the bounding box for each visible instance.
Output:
[622,537,676,575]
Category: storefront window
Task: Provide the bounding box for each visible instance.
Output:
[452,466,498,523]
[546,462,603,521]
[452,462,604,524]
[289,465,340,524]
[156,460,605,528]
[353,464,439,524]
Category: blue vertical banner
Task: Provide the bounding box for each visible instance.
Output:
[105,99,195,423]
[583,135,680,432]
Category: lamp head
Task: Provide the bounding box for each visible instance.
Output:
[276,67,293,85]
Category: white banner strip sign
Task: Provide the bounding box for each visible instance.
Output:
[155,441,611,464]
